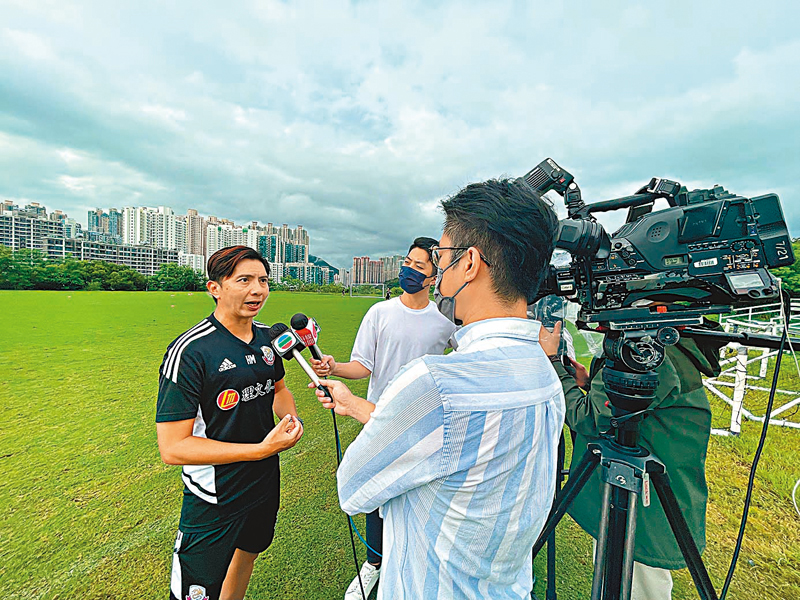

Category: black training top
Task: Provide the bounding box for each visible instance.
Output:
[156,313,286,532]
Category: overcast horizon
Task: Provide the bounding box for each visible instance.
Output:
[1,1,798,269]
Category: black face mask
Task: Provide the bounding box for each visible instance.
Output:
[398,265,430,294]
[434,256,468,326]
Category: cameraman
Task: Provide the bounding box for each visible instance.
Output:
[539,316,723,600]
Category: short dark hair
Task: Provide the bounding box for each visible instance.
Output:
[408,236,438,258]
[207,245,271,283]
[407,236,438,275]
[440,178,557,303]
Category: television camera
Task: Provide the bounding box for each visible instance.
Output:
[524,159,796,600]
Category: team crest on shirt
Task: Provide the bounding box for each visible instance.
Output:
[261,345,275,365]
[216,389,240,410]
[187,585,209,600]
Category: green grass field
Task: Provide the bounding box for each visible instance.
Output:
[1,291,798,599]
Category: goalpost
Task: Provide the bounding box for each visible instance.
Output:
[349,283,386,298]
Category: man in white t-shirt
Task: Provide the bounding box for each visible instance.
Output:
[311,236,456,600]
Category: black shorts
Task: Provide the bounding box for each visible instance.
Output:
[169,493,280,600]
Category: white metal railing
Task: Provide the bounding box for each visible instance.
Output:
[719,301,800,325]
[707,300,800,435]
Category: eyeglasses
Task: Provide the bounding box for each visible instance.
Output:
[431,246,492,269]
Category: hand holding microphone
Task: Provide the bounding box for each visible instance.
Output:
[282,315,375,424]
[309,380,374,425]
[311,355,336,378]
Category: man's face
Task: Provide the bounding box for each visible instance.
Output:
[209,259,269,318]
[403,247,436,283]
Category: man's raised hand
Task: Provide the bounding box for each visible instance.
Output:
[309,379,374,425]
[260,414,303,457]
[538,320,563,357]
[310,354,336,378]
[567,356,590,389]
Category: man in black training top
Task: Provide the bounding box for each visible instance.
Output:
[156,245,303,600]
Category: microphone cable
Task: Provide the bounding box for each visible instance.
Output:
[276,319,369,600]
[328,407,368,600]
[719,290,789,599]
[329,420,383,560]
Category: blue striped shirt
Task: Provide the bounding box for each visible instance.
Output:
[337,318,566,599]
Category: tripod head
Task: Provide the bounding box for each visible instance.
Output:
[589,297,800,451]
[588,303,732,448]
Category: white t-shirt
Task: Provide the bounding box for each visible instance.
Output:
[351,297,457,403]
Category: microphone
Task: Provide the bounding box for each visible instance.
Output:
[277,324,365,598]
[269,323,332,400]
[291,313,323,360]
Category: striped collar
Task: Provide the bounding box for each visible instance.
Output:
[454,317,542,350]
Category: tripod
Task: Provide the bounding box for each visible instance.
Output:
[532,327,719,600]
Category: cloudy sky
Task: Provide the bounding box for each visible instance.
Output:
[1,1,798,268]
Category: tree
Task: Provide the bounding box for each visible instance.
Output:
[0,248,44,290]
[0,245,15,289]
[320,283,346,294]
[268,280,289,291]
[770,240,800,297]
[149,263,205,291]
[79,261,147,291]
[280,277,303,291]
[0,248,149,290]
[352,284,383,296]
[58,258,89,290]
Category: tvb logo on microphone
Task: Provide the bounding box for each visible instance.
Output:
[275,333,295,353]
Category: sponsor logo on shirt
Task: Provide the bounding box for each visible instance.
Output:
[216,389,240,410]
[187,585,209,600]
[261,345,275,365]
[245,354,257,365]
[218,358,237,372]
[241,379,274,402]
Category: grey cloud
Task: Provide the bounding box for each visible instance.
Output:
[0,1,798,268]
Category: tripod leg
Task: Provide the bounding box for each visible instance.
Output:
[650,472,718,600]
[602,486,630,600]
[591,482,613,600]
[545,527,556,599]
[533,448,600,558]
[619,491,639,600]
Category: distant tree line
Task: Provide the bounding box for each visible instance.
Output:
[0,247,205,291]
[0,247,456,296]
